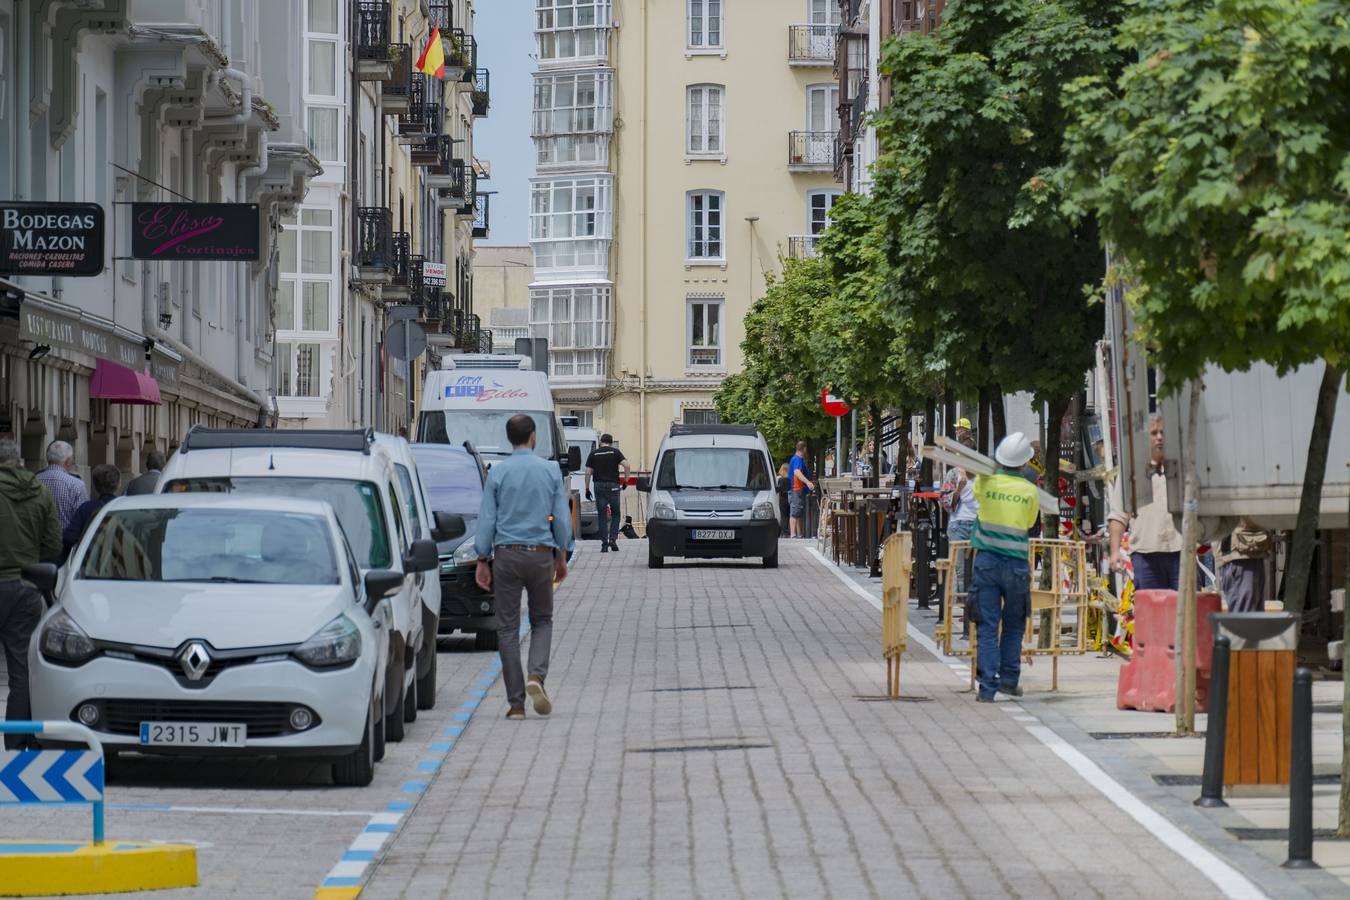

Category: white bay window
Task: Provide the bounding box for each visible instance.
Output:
[536,0,612,65]
[530,284,613,380]
[533,70,613,170]
[529,176,613,278]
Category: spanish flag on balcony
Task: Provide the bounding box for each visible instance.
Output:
[415,26,446,80]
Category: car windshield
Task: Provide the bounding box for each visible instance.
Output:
[78,508,339,585]
[410,448,483,515]
[417,410,555,459]
[655,449,772,491]
[163,477,391,569]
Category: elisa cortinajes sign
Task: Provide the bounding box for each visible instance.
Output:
[131,203,260,261]
[0,202,105,276]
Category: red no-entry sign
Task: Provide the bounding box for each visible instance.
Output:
[821,389,849,417]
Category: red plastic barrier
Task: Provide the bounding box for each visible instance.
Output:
[1116,589,1222,714]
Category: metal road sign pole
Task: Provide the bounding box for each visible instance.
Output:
[405,318,413,429]
[835,416,842,478]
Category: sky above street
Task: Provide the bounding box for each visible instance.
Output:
[475,3,533,246]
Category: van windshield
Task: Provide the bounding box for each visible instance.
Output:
[655,449,772,491]
[418,410,555,459]
[163,477,391,569]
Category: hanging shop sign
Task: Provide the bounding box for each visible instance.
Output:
[131,203,260,261]
[0,202,105,276]
[19,303,178,385]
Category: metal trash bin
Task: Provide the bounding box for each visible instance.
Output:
[1210,612,1298,794]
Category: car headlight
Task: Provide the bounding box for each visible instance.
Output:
[453,541,479,565]
[752,501,776,520]
[293,615,362,668]
[39,610,96,665]
[652,501,676,520]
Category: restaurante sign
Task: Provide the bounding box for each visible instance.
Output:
[0,202,105,276]
[131,203,260,261]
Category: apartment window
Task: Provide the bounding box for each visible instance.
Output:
[807,84,840,132]
[277,207,336,335]
[810,0,840,24]
[808,190,842,235]
[530,284,613,378]
[565,408,595,428]
[307,107,339,162]
[275,342,321,398]
[683,408,722,425]
[308,0,337,33]
[536,0,611,63]
[687,191,724,261]
[688,0,723,48]
[529,176,614,272]
[687,297,723,369]
[687,85,725,157]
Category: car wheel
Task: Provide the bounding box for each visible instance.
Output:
[403,654,419,724]
[333,701,376,787]
[474,629,499,652]
[648,549,664,569]
[373,692,387,762]
[385,672,407,743]
[416,641,437,711]
[763,550,779,569]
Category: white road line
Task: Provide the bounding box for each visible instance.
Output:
[805,545,1268,900]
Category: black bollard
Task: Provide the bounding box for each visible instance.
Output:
[1195,635,1231,808]
[1283,667,1318,869]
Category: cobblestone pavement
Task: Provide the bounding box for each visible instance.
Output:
[357,542,1230,900]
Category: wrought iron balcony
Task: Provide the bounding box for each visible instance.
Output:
[356,2,393,79]
[355,207,393,282]
[387,233,411,294]
[410,133,449,168]
[472,193,490,239]
[382,45,412,111]
[788,24,838,65]
[447,30,477,83]
[454,172,479,218]
[851,77,869,138]
[470,69,490,117]
[407,254,425,302]
[788,130,839,171]
[427,1,454,29]
[786,235,820,260]
[398,74,442,140]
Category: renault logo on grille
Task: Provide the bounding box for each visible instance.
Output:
[179,642,212,681]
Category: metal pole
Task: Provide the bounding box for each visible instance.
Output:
[1284,666,1318,868]
[835,415,842,477]
[850,409,857,475]
[404,321,412,430]
[1195,634,1230,808]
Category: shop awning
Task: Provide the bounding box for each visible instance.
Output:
[90,359,161,406]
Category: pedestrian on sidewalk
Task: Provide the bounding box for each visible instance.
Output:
[1107,414,1183,591]
[125,448,166,496]
[473,414,574,719]
[62,464,121,562]
[970,432,1040,702]
[941,434,979,632]
[1216,517,1271,613]
[786,441,815,538]
[584,433,629,552]
[0,438,61,749]
[36,440,87,532]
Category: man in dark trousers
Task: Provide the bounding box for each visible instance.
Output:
[0,438,61,748]
[584,433,629,552]
[125,448,166,496]
[474,415,574,719]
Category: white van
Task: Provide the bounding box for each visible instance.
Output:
[564,424,601,537]
[637,424,780,569]
[158,428,460,744]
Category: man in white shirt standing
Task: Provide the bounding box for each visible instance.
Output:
[1108,414,1184,591]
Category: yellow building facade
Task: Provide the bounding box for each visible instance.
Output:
[531,0,841,467]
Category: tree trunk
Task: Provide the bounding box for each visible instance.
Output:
[991,384,1008,445]
[1041,394,1071,540]
[898,408,913,479]
[1340,468,1350,836]
[1175,378,1203,735]
[1283,363,1343,616]
[944,397,956,439]
[978,388,992,456]
[921,399,937,486]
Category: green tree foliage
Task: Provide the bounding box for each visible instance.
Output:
[714,257,834,460]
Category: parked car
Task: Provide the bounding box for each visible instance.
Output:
[637,424,780,569]
[410,442,498,650]
[25,495,419,786]
[157,428,458,743]
[564,424,601,537]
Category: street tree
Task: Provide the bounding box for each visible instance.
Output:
[1061,0,1350,824]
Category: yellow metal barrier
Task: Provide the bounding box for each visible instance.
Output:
[881,532,912,698]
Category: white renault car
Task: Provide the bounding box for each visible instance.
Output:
[24,495,448,786]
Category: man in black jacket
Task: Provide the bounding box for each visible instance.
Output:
[584,435,629,552]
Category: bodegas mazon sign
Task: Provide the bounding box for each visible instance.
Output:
[131,203,260,261]
[0,202,105,276]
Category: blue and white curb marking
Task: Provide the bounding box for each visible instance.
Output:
[318,652,510,892]
[0,750,103,803]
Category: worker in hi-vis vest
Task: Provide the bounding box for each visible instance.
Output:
[970,432,1040,702]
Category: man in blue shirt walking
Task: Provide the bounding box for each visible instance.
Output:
[474,415,575,719]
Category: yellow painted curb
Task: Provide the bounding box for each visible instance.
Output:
[314,888,362,900]
[0,840,197,896]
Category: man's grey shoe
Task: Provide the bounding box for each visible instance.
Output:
[998,684,1024,698]
[527,676,552,716]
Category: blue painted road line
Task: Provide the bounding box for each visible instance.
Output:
[398,781,427,794]
[342,850,376,862]
[430,742,453,753]
[386,801,412,812]
[443,726,464,736]
[416,761,440,774]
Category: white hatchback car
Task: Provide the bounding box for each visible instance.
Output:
[24,494,431,787]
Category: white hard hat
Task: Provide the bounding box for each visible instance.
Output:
[995,432,1035,468]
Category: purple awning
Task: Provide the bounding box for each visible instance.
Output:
[90,359,161,406]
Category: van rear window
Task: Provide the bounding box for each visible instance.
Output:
[164,477,391,569]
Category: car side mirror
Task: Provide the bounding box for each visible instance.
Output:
[636,475,652,493]
[404,538,440,573]
[431,511,466,541]
[560,445,582,475]
[23,563,58,604]
[364,569,404,612]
